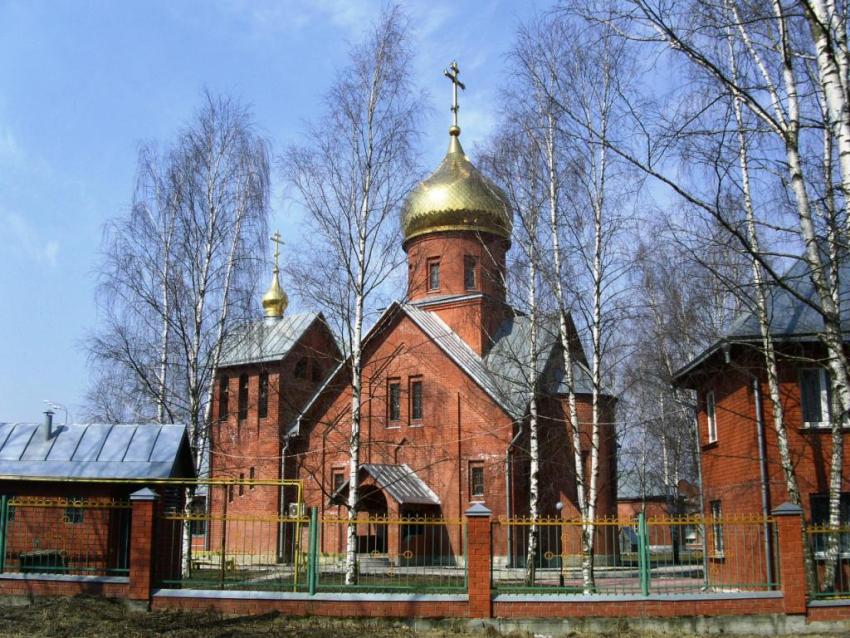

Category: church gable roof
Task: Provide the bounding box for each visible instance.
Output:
[218,312,334,368]
[288,303,602,436]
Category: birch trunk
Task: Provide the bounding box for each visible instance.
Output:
[804,0,850,216]
[524,203,541,586]
[544,113,595,592]
[725,20,814,590]
[772,0,849,591]
[346,124,373,586]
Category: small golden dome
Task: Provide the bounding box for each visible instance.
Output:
[262,269,288,318]
[402,129,512,246]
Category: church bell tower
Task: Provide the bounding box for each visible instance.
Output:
[401,62,513,355]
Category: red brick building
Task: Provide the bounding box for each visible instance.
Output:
[0,416,195,577]
[209,124,618,567]
[674,265,850,585]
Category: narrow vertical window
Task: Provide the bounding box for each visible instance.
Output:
[470,463,485,498]
[706,391,717,443]
[388,381,401,422]
[800,368,831,426]
[410,379,423,422]
[219,375,229,420]
[249,466,255,489]
[428,259,440,291]
[258,372,269,419]
[710,500,724,555]
[228,485,234,503]
[238,374,249,420]
[239,473,245,496]
[464,255,477,290]
[332,470,345,494]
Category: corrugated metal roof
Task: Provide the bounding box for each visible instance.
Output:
[363,464,440,505]
[0,422,195,480]
[332,464,440,506]
[218,312,321,368]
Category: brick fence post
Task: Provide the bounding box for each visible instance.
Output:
[772,502,806,615]
[128,488,159,603]
[465,502,492,619]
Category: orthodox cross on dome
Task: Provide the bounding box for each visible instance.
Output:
[443,61,465,130]
[270,230,284,273]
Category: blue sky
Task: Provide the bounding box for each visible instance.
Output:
[0,0,545,423]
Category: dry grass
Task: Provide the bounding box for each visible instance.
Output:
[0,596,843,638]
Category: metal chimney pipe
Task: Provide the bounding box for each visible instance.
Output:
[43,410,54,441]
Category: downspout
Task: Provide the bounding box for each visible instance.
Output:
[750,374,775,587]
[722,342,773,586]
[457,393,463,563]
[691,403,709,591]
[278,432,291,562]
[506,421,524,567]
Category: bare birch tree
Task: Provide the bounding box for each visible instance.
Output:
[561,0,850,591]
[87,92,270,572]
[482,122,547,584]
[283,6,420,584]
[498,11,635,591]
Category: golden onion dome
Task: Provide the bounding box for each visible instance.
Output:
[262,269,288,318]
[262,230,288,319]
[402,127,512,246]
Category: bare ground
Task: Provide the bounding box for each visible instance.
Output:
[0,596,844,638]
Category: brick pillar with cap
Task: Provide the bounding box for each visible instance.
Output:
[465,502,492,618]
[128,488,159,602]
[772,502,807,615]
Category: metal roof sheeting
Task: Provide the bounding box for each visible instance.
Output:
[332,464,440,505]
[674,257,850,382]
[0,422,194,480]
[218,312,320,368]
[362,464,440,505]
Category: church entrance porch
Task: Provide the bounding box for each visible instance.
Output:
[325,464,459,568]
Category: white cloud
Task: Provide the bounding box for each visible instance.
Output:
[0,125,22,164]
[2,210,60,267]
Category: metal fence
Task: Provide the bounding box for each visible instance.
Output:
[157,503,466,593]
[314,514,466,593]
[0,495,132,577]
[491,513,778,595]
[158,481,309,591]
[807,525,850,599]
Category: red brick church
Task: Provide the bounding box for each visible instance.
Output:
[208,114,617,565]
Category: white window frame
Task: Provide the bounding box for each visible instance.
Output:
[706,390,718,443]
[710,500,724,557]
[800,368,832,428]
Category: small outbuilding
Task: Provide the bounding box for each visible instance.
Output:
[0,414,195,577]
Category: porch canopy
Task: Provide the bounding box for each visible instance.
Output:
[330,463,440,506]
